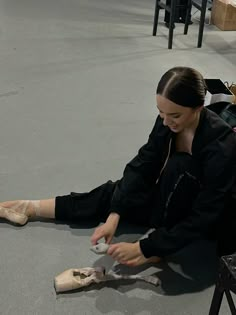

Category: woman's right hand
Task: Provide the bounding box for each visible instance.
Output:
[90,212,120,245]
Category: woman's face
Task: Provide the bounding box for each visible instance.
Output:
[156,94,202,133]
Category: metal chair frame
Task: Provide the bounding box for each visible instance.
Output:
[209,254,236,315]
[152,0,208,49]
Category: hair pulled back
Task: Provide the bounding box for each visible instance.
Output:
[156,67,207,108]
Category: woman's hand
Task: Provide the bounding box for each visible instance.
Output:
[107,242,161,267]
[123,254,162,267]
[107,242,141,262]
[91,212,120,245]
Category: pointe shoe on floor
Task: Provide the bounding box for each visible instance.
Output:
[54,266,160,293]
[0,200,30,225]
[54,267,106,293]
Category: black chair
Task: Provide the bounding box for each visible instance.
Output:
[209,254,236,315]
[152,0,209,49]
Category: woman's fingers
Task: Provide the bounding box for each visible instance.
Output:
[122,256,162,267]
[121,258,139,266]
[107,242,161,267]
[91,226,104,245]
[105,235,113,244]
[107,244,125,260]
[91,223,115,245]
[107,242,141,262]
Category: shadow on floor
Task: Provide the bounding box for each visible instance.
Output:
[108,240,218,296]
[0,218,218,297]
[55,241,217,314]
[64,220,218,296]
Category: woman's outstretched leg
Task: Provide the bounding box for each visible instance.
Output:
[0,199,55,225]
[0,180,118,226]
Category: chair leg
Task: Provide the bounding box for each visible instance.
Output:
[184,0,192,34]
[197,0,207,47]
[168,0,176,49]
[208,285,224,315]
[153,0,160,36]
[225,290,236,314]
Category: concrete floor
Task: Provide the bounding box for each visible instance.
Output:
[0,0,236,314]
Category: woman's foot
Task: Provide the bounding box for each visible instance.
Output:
[0,200,39,225]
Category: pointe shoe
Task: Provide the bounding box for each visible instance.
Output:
[54,266,160,293]
[54,267,105,293]
[0,200,30,225]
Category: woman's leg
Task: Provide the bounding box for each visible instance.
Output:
[55,180,117,224]
[38,199,55,218]
[0,180,117,225]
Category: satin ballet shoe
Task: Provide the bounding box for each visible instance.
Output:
[54,266,160,293]
[54,267,105,293]
[0,200,30,225]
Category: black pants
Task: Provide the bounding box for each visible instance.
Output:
[55,152,201,229]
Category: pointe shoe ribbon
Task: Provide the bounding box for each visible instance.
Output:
[54,266,160,293]
[0,201,29,225]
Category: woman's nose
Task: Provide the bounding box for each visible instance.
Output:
[163,116,171,126]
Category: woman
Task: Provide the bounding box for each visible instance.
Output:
[1,67,236,266]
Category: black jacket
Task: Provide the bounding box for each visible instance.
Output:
[110,108,236,257]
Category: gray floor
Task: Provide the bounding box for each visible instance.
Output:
[0,0,236,314]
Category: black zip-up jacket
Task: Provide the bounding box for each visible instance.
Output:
[110,107,236,257]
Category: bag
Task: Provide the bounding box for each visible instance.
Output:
[206,102,236,128]
[219,104,236,127]
[224,82,236,104]
[204,79,235,105]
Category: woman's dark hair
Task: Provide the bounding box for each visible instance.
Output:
[156,67,207,108]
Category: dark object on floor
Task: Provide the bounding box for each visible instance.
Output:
[164,0,189,24]
[209,254,236,314]
[165,19,193,29]
[178,18,193,24]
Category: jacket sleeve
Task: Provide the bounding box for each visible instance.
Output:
[140,135,236,258]
[110,117,164,217]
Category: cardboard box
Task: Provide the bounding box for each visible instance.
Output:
[211,0,236,31]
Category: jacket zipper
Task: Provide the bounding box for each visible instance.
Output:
[155,138,172,185]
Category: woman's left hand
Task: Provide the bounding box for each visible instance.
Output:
[107,242,161,267]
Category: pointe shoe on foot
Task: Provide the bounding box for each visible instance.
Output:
[0,200,30,225]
